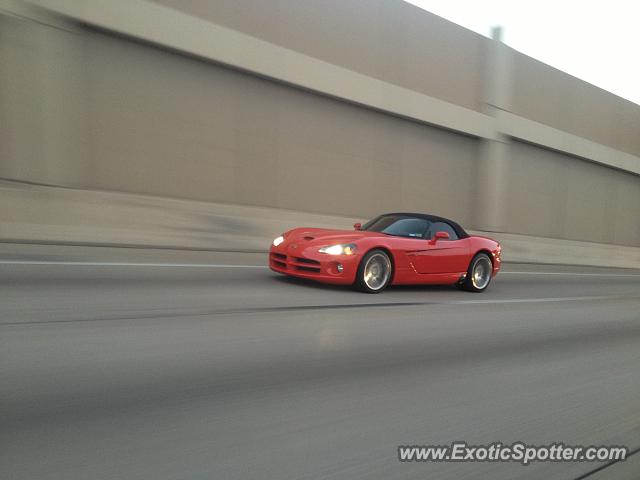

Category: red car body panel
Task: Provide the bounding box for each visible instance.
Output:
[269,226,501,286]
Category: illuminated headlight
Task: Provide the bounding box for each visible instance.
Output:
[318,243,357,255]
[272,235,284,247]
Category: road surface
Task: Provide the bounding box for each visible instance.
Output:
[2,247,639,479]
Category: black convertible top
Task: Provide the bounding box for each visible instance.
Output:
[370,212,470,239]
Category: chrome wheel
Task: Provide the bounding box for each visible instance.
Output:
[363,252,391,291]
[471,256,492,290]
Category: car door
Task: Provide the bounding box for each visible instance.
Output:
[407,222,470,274]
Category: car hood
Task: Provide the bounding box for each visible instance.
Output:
[284,227,382,246]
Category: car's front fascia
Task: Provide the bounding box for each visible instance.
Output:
[269,230,363,284]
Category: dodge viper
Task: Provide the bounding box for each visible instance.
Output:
[269,213,501,293]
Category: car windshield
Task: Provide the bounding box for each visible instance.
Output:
[362,215,429,239]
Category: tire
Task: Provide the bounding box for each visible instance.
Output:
[461,253,493,292]
[355,249,392,293]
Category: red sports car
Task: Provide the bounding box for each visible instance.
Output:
[269,213,501,293]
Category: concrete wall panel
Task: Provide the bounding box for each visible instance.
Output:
[152,0,486,111]
[84,30,479,222]
[511,51,640,157]
[507,141,639,247]
[505,142,567,239]
[614,174,640,246]
[0,14,87,185]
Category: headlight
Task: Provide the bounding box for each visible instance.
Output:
[272,235,284,247]
[318,243,357,255]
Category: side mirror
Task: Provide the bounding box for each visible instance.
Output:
[353,222,362,231]
[430,231,449,244]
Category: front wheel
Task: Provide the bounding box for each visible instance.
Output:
[461,253,493,292]
[355,249,392,293]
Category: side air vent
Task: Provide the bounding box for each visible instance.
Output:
[303,236,315,241]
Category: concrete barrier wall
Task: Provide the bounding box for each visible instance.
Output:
[153,0,640,158]
[1,1,639,262]
[0,16,481,224]
[83,29,480,224]
[2,180,639,268]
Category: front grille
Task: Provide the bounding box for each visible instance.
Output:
[295,265,321,273]
[293,257,320,266]
[270,253,322,274]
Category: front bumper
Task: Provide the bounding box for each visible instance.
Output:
[269,243,359,285]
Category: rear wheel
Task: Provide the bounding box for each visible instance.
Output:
[355,249,392,293]
[461,253,493,292]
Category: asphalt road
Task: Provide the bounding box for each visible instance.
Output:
[2,249,640,479]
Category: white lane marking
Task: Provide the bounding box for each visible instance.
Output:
[501,271,640,277]
[0,261,268,268]
[445,295,635,305]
